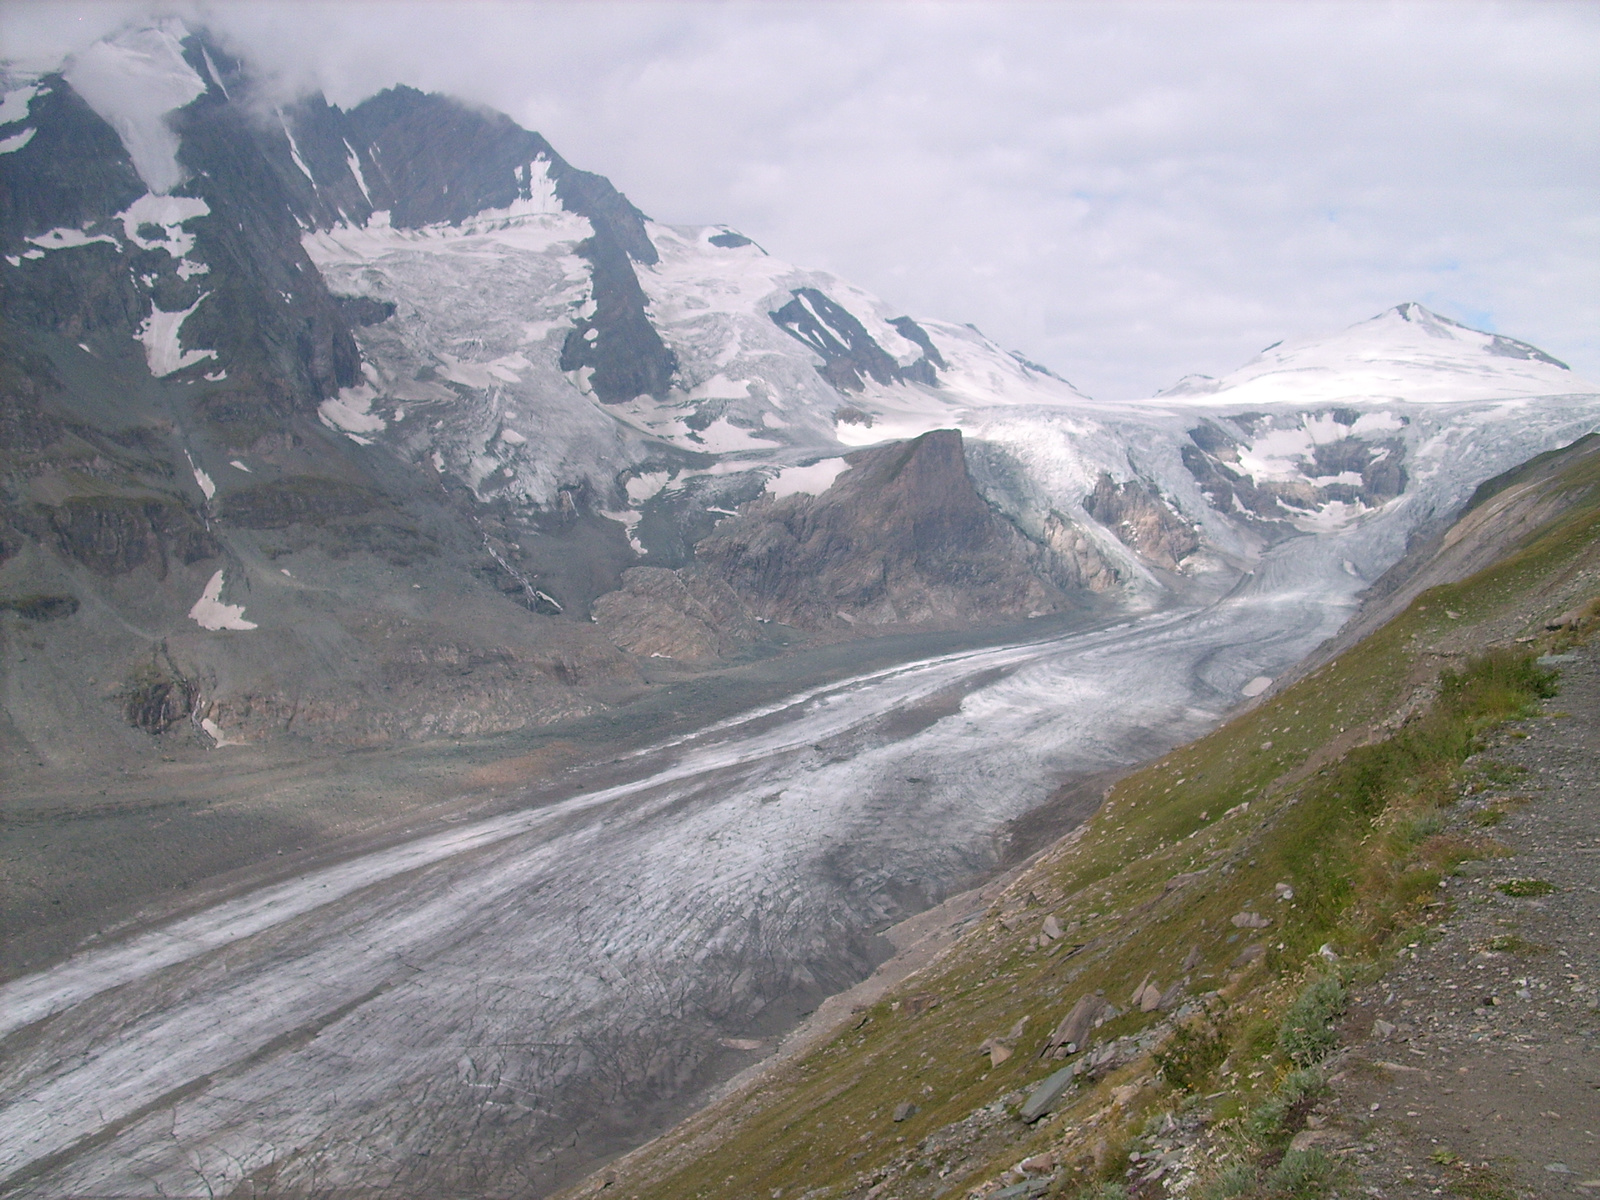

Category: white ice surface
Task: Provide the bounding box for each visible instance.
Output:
[0,127,34,154]
[1167,304,1595,408]
[26,226,118,251]
[767,457,849,498]
[137,291,213,376]
[186,570,256,631]
[0,82,39,125]
[317,383,386,436]
[62,22,206,194]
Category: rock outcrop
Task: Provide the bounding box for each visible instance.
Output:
[1082,472,1199,571]
[591,567,761,661]
[694,430,1079,631]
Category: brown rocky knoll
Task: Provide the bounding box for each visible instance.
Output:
[696,429,1093,630]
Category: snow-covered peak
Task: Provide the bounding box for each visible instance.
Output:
[61,20,206,194]
[1170,303,1591,408]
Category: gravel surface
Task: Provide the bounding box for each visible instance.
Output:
[1314,643,1600,1198]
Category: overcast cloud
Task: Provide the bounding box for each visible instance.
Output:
[4,1,1597,398]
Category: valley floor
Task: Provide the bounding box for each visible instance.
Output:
[1,609,1108,982]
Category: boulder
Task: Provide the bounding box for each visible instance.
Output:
[1045,992,1112,1055]
[1019,1064,1079,1122]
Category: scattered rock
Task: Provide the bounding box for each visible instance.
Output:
[1019,1065,1078,1122]
[1181,944,1204,971]
[1274,881,1295,901]
[1019,1151,1056,1174]
[978,1038,1013,1068]
[902,993,942,1016]
[1130,974,1154,1005]
[1045,993,1112,1055]
[1041,914,1063,941]
[1289,1128,1347,1152]
[1545,608,1586,630]
[892,1102,918,1122]
[1231,911,1271,929]
[1231,942,1266,967]
[1137,982,1163,1012]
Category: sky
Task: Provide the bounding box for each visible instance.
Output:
[3,0,1597,400]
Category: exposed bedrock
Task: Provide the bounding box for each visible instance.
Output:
[590,566,762,661]
[770,288,943,392]
[1082,471,1199,571]
[693,429,1079,630]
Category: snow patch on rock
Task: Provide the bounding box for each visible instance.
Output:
[138,292,214,376]
[63,22,207,194]
[188,570,257,631]
[318,383,386,437]
[118,193,209,256]
[766,458,848,499]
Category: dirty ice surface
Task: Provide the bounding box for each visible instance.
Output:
[2,531,1363,1198]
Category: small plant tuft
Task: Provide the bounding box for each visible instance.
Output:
[1494,878,1556,897]
[1154,1021,1227,1092]
[1276,978,1347,1067]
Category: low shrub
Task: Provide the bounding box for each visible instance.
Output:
[1154,1022,1227,1092]
[1276,978,1346,1067]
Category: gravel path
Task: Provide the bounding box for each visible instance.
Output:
[1313,643,1600,1198]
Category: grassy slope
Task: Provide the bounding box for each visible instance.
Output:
[567,439,1600,1200]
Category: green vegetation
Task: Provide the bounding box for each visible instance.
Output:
[1205,1148,1341,1199]
[1153,1021,1227,1092]
[1493,878,1556,897]
[1275,980,1346,1068]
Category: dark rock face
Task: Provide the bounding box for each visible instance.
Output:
[1486,334,1567,368]
[1182,412,1408,533]
[46,495,217,577]
[558,232,679,402]
[344,85,548,229]
[696,430,1073,629]
[121,657,197,734]
[0,350,64,454]
[0,76,145,246]
[1083,472,1199,571]
[770,288,942,393]
[218,477,380,528]
[173,92,362,412]
[332,294,396,326]
[707,231,753,248]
